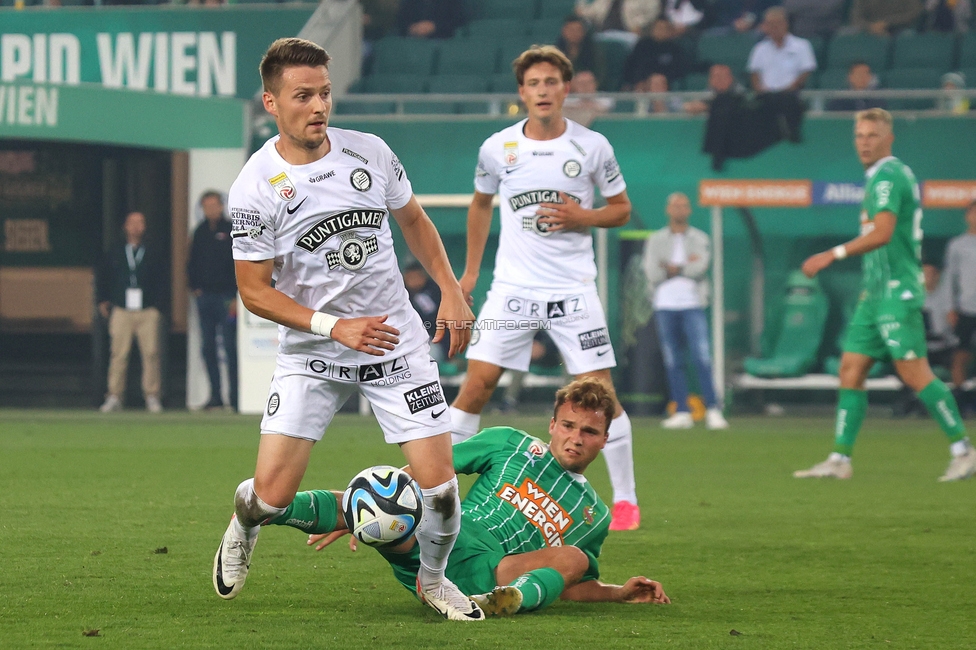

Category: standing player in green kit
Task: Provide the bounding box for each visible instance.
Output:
[794,108,975,482]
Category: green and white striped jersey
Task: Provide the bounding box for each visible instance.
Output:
[860,156,925,304]
[455,426,611,578]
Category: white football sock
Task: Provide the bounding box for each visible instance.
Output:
[234,478,285,540]
[828,452,851,463]
[449,407,481,444]
[415,477,461,591]
[950,438,971,457]
[603,411,637,504]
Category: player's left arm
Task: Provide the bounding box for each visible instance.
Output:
[560,576,670,604]
[801,211,896,278]
[537,190,631,232]
[390,196,475,358]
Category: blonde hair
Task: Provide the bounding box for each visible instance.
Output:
[553,377,615,433]
[512,45,574,86]
[855,107,893,130]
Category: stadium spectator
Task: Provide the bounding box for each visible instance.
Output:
[564,69,617,122]
[893,262,959,416]
[641,192,728,430]
[748,6,817,93]
[661,0,708,35]
[938,72,970,114]
[848,0,924,36]
[396,0,466,39]
[683,63,743,113]
[362,0,400,42]
[622,18,689,89]
[707,0,781,33]
[925,0,972,32]
[641,73,686,112]
[946,200,976,415]
[556,15,608,89]
[782,0,846,38]
[213,38,482,622]
[825,61,888,111]
[309,378,671,615]
[97,211,165,414]
[575,0,662,46]
[450,45,641,532]
[794,108,974,482]
[188,190,238,411]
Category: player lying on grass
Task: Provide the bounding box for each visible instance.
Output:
[303,377,670,615]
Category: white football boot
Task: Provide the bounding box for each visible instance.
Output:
[938,446,976,482]
[213,515,258,600]
[793,455,853,479]
[705,408,730,430]
[661,412,694,429]
[416,577,485,621]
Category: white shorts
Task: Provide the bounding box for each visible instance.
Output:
[260,344,452,444]
[466,283,616,375]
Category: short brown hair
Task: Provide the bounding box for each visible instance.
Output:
[260,38,331,95]
[512,45,573,86]
[553,377,615,433]
[855,107,893,130]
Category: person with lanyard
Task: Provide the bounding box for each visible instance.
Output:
[97,211,165,413]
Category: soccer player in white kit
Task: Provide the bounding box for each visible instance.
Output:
[448,45,641,531]
[212,38,484,621]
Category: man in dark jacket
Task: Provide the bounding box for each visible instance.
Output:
[97,211,166,412]
[188,190,238,410]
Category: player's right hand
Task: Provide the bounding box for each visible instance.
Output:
[330,315,400,356]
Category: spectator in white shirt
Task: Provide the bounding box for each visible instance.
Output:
[747,7,817,93]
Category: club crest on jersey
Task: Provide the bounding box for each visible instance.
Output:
[326,233,379,271]
[582,506,594,525]
[527,439,547,457]
[503,141,519,165]
[563,160,581,178]
[350,168,372,192]
[269,172,297,201]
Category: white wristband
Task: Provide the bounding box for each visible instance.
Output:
[832,245,848,260]
[310,312,339,338]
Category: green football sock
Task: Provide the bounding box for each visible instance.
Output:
[918,379,967,443]
[509,567,565,613]
[833,388,867,457]
[266,490,338,535]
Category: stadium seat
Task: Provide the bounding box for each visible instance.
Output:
[370,37,438,76]
[528,18,564,44]
[806,35,826,66]
[539,0,576,19]
[499,38,536,72]
[682,72,709,91]
[402,101,457,115]
[816,68,850,90]
[884,67,943,109]
[490,72,519,93]
[598,39,632,91]
[472,0,538,21]
[466,18,530,40]
[362,74,427,94]
[825,33,891,71]
[435,39,499,75]
[957,33,976,67]
[891,31,955,70]
[346,77,368,94]
[743,272,829,378]
[332,101,397,116]
[696,32,760,76]
[427,75,491,94]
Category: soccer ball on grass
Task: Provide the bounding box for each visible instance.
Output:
[341,465,424,547]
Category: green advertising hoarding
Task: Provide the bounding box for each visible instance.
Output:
[0,6,315,100]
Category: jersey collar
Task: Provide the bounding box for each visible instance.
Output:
[864,155,896,180]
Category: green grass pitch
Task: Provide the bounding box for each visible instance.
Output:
[1,410,974,649]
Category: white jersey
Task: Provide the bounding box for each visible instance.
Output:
[230,129,427,363]
[474,118,627,291]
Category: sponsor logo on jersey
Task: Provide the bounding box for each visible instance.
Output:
[326,233,379,271]
[874,180,892,207]
[342,148,369,164]
[502,295,586,319]
[268,172,297,201]
[569,139,587,157]
[296,209,385,252]
[509,189,581,212]
[231,207,264,239]
[404,381,445,414]
[475,161,490,178]
[578,327,610,350]
[267,392,280,415]
[350,168,372,192]
[309,170,335,183]
[306,356,411,385]
[563,160,581,178]
[603,157,621,183]
[497,478,574,547]
[503,141,519,165]
[391,154,404,181]
[532,151,554,156]
[522,214,552,236]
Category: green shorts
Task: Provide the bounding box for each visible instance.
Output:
[842,296,927,362]
[378,517,505,597]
